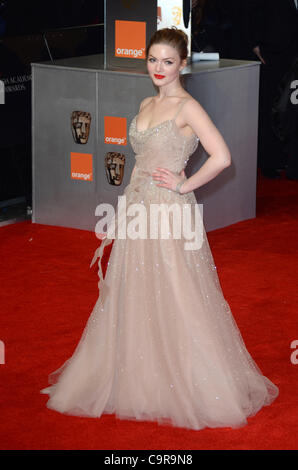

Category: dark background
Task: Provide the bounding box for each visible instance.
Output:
[1,0,104,35]
[1,0,297,209]
[0,0,104,207]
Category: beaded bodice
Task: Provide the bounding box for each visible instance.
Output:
[129,115,199,175]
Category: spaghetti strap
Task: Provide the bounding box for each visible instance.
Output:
[173,98,190,121]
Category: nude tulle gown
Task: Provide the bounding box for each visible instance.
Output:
[41,99,279,430]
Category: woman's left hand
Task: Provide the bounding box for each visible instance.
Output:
[152,167,186,193]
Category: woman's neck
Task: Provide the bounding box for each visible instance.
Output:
[157,80,184,99]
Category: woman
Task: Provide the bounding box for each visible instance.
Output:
[41,28,279,430]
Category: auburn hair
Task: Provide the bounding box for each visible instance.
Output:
[146,27,188,61]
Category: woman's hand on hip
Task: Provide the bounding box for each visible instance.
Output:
[152,168,187,193]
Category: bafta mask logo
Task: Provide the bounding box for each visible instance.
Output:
[71,111,91,144]
[172,6,182,26]
[105,152,125,186]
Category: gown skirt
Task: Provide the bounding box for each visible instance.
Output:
[41,103,279,430]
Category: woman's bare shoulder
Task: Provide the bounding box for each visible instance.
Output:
[184,95,204,109]
[183,96,209,119]
[139,96,155,111]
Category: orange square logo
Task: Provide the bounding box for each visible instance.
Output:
[71,152,93,181]
[115,20,146,59]
[104,116,127,146]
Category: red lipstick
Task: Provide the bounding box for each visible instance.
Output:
[154,74,165,79]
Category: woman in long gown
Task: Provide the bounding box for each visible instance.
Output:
[41,28,279,430]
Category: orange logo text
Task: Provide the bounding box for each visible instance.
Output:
[115,20,146,59]
[104,116,127,146]
[71,152,93,181]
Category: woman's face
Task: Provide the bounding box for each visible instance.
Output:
[147,43,186,87]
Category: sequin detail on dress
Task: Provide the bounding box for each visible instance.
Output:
[40,99,279,430]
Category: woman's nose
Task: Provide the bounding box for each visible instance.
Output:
[156,61,163,72]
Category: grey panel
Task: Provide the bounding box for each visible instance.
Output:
[185,65,260,231]
[32,56,260,234]
[95,71,154,208]
[32,66,98,230]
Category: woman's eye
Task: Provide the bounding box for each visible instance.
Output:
[148,58,173,65]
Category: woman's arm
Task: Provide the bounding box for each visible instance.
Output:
[178,98,231,194]
[152,98,231,194]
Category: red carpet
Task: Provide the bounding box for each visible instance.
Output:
[0,171,297,450]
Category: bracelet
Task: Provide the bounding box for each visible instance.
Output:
[175,180,186,194]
